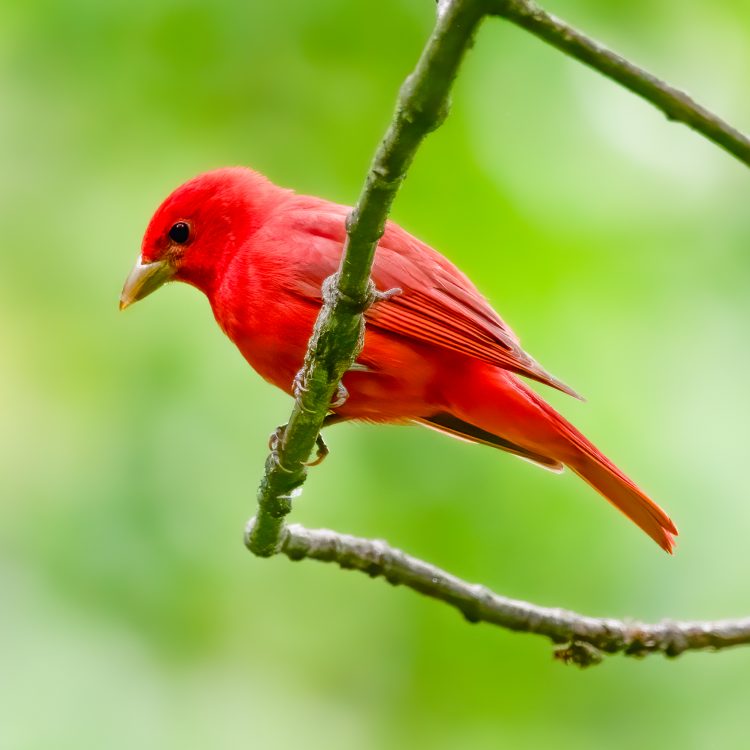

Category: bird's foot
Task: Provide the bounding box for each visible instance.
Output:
[268,424,286,453]
[322,273,402,312]
[330,382,349,409]
[269,424,330,468]
[303,433,329,467]
[292,368,318,414]
[372,285,402,304]
[292,369,308,401]
[293,368,348,410]
[268,424,295,474]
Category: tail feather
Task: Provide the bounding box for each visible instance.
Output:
[440,369,678,553]
[566,451,677,553]
[524,388,677,553]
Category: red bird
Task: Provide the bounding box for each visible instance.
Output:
[121,167,677,552]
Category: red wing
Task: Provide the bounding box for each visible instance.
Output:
[278,200,580,399]
[367,288,581,399]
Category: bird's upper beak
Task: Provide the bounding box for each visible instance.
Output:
[119,258,175,310]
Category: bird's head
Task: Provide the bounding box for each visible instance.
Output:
[120,167,278,309]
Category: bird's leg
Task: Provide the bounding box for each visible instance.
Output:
[371,285,402,304]
[267,423,295,474]
[269,413,347,469]
[322,271,401,314]
[268,423,286,453]
[330,381,349,409]
[267,422,319,474]
[293,366,349,412]
[304,433,330,467]
[302,413,348,466]
[292,368,311,409]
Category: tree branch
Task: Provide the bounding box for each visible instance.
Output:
[243,0,750,666]
[245,0,487,557]
[279,524,750,666]
[491,0,750,167]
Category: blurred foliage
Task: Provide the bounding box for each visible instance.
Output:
[1,0,750,747]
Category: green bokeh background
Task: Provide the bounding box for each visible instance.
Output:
[2,0,750,747]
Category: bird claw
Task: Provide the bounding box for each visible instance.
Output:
[322,273,402,311]
[293,368,348,410]
[330,382,349,409]
[292,369,308,401]
[372,285,402,303]
[267,424,295,473]
[292,368,318,415]
[268,424,286,453]
[303,433,329,467]
[269,424,330,469]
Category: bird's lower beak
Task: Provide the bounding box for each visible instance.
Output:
[119,258,175,310]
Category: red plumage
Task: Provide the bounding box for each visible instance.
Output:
[125,167,677,552]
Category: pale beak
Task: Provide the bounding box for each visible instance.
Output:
[119,258,175,310]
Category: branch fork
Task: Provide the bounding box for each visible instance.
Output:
[245,0,750,662]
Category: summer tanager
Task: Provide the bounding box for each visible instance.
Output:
[120,167,677,552]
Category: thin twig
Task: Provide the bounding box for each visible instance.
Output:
[280,524,750,666]
[491,0,750,167]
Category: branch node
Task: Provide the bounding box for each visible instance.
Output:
[369,165,404,192]
[623,627,660,658]
[661,624,691,658]
[365,562,384,578]
[554,641,604,668]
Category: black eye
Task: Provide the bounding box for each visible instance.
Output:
[168,222,190,244]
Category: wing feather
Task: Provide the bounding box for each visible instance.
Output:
[278,201,581,399]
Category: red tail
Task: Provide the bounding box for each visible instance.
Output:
[436,366,678,553]
[566,449,676,553]
[526,385,677,553]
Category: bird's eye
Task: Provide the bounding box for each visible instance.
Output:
[168,222,190,244]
